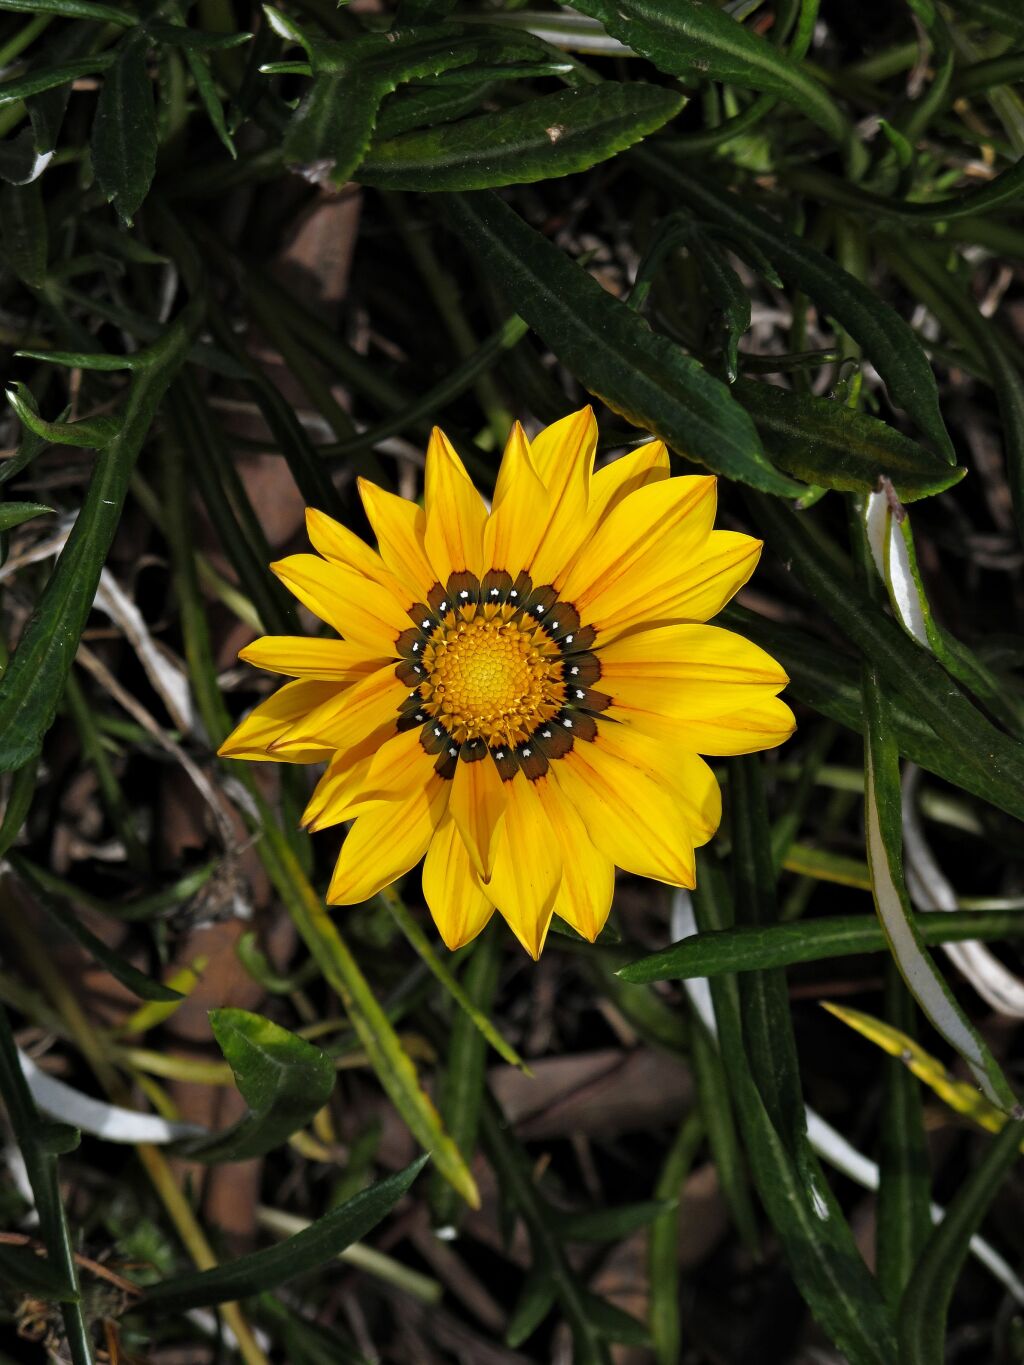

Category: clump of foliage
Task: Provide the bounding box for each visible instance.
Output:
[0,1,1023,1362]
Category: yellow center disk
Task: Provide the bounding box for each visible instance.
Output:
[419,609,566,748]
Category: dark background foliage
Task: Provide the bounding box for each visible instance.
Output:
[0,0,1022,1361]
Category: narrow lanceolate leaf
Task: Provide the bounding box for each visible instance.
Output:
[733,380,965,501]
[636,154,954,463]
[571,0,851,147]
[862,665,1017,1113]
[0,302,199,774]
[0,501,51,532]
[283,24,554,184]
[0,0,136,21]
[0,56,114,107]
[7,382,120,448]
[175,1009,334,1163]
[876,967,931,1308]
[944,0,1024,40]
[898,1118,1024,1365]
[91,30,158,225]
[618,908,1024,982]
[0,180,47,286]
[142,1156,429,1310]
[358,84,684,190]
[12,863,182,1002]
[823,1002,1016,1140]
[442,190,802,496]
[252,812,481,1209]
[691,858,898,1365]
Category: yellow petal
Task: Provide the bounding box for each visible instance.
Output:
[358,477,437,600]
[239,635,384,680]
[271,664,406,753]
[586,723,722,845]
[533,775,615,941]
[270,554,409,656]
[423,426,487,583]
[551,735,700,887]
[305,507,411,605]
[639,530,762,627]
[218,679,342,762]
[528,407,597,585]
[599,624,788,720]
[302,744,376,831]
[303,727,433,831]
[484,773,561,959]
[447,753,508,878]
[557,475,717,619]
[610,694,796,756]
[422,815,495,950]
[482,422,549,577]
[589,440,670,528]
[327,776,448,905]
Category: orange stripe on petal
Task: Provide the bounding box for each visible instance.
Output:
[423,815,495,951]
[239,636,384,681]
[447,752,508,878]
[533,776,614,942]
[423,427,487,582]
[551,737,699,888]
[483,422,549,577]
[484,773,561,959]
[326,776,448,905]
[270,554,409,655]
[305,508,411,605]
[273,664,407,753]
[358,477,437,600]
[558,475,716,614]
[217,679,343,762]
[609,695,796,757]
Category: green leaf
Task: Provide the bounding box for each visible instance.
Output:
[0,301,199,774]
[0,0,134,22]
[375,77,500,140]
[0,1243,76,1299]
[441,190,802,496]
[7,381,119,447]
[876,965,931,1309]
[944,0,1024,39]
[141,1155,429,1310]
[0,500,51,531]
[619,908,1024,982]
[898,1117,1024,1364]
[733,379,966,501]
[0,128,49,185]
[0,54,114,107]
[13,859,182,1002]
[0,179,47,285]
[648,1115,704,1365]
[282,25,480,184]
[0,1004,82,1308]
[636,153,955,463]
[185,47,236,158]
[583,1290,650,1346]
[91,30,157,225]
[176,1008,334,1163]
[746,495,1024,822]
[358,83,684,190]
[0,759,37,858]
[281,24,567,185]
[505,1257,557,1349]
[571,0,851,147]
[559,1200,675,1242]
[691,859,898,1365]
[724,604,1024,814]
[144,21,252,51]
[862,662,1017,1113]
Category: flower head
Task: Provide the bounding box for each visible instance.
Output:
[220,409,794,957]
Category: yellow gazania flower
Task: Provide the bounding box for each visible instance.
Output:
[219,409,794,957]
